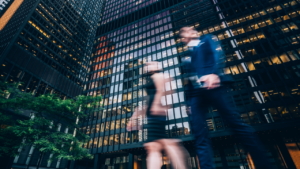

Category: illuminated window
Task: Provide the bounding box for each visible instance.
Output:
[109,135,114,145]
[98,137,103,147]
[103,136,108,146]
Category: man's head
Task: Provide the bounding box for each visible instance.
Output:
[180,27,199,44]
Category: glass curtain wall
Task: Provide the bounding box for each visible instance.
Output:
[82,0,300,168]
[83,10,191,152]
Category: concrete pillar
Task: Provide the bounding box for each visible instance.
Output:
[94,154,100,169]
[128,153,134,169]
[69,160,75,169]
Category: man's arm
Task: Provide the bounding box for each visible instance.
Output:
[198,35,223,89]
[207,35,225,75]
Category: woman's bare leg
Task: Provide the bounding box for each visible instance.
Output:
[159,139,190,169]
[144,141,163,169]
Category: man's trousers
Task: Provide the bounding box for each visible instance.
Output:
[190,87,271,169]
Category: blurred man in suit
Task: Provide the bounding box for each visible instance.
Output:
[180,27,271,169]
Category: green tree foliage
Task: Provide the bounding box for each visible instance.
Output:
[0,80,102,168]
[0,81,28,157]
[0,112,23,157]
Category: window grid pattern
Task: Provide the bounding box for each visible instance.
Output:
[102,0,160,25]
[82,0,300,153]
[1,0,103,99]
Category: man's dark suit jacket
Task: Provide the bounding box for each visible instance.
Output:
[182,34,233,100]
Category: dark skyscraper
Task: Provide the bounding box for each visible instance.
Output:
[1,0,300,169]
[0,0,102,168]
[0,0,103,99]
[80,0,300,169]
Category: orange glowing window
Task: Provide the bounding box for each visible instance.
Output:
[95,65,98,70]
[105,47,108,52]
[286,143,300,168]
[104,54,107,60]
[102,62,105,68]
[107,53,111,59]
[100,56,103,61]
[101,37,103,41]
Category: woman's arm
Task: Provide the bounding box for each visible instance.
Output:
[131,106,147,119]
[150,73,167,115]
[127,105,147,131]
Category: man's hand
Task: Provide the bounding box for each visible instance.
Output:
[198,74,220,90]
[186,106,192,115]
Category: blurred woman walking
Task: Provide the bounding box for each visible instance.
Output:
[127,61,189,169]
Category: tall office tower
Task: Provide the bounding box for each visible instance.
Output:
[79,0,300,169]
[0,0,103,168]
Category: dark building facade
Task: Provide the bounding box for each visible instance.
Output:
[79,0,300,169]
[0,0,102,168]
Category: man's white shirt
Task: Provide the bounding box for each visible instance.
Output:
[187,40,201,47]
[187,40,205,51]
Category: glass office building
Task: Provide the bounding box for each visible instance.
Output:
[80,0,300,169]
[0,0,102,168]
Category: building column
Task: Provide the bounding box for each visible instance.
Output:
[128,153,134,169]
[94,154,100,169]
[69,160,75,169]
[218,146,229,169]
